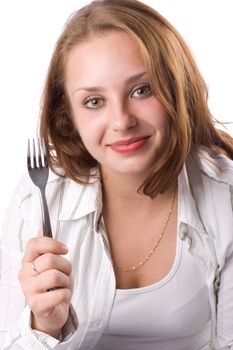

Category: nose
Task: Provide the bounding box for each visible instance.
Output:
[110,102,137,132]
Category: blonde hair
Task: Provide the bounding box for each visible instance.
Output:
[39,0,233,197]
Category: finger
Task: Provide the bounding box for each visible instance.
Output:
[28,288,72,315]
[18,261,39,287]
[33,253,72,276]
[25,270,72,294]
[23,237,68,263]
[20,255,72,284]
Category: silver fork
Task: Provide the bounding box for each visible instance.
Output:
[27,138,53,238]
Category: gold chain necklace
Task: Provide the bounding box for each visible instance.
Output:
[113,190,176,273]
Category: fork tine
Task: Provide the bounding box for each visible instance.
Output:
[37,138,43,168]
[27,139,32,169]
[32,138,37,168]
[27,137,52,237]
[41,138,48,168]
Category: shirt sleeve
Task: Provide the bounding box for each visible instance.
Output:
[0,179,78,349]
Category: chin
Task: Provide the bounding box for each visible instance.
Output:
[109,163,153,177]
[101,154,157,178]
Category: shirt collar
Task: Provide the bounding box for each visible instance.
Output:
[178,148,232,237]
[178,160,206,233]
[57,163,203,235]
[57,171,102,228]
[57,149,227,235]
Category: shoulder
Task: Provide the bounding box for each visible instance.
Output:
[187,148,233,262]
[13,169,68,206]
[13,168,102,223]
[191,147,233,186]
[15,169,96,202]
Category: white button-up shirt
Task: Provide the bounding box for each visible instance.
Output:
[1,148,233,349]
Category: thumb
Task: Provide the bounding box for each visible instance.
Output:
[37,229,43,237]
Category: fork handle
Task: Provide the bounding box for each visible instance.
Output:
[40,188,53,238]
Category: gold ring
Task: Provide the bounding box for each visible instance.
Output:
[32,261,39,274]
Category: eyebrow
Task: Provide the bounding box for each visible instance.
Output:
[73,72,148,94]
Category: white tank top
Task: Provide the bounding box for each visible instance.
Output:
[94,233,211,350]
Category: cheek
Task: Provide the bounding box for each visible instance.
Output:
[158,113,171,132]
[146,107,170,131]
[136,98,169,129]
[73,114,106,145]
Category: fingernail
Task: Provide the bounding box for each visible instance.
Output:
[61,243,68,250]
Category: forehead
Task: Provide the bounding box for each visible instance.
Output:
[65,31,148,83]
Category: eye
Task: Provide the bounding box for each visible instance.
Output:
[82,96,104,109]
[131,84,152,99]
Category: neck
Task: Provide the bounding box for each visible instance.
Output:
[101,170,143,200]
[101,169,176,216]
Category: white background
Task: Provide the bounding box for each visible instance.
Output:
[0,0,232,224]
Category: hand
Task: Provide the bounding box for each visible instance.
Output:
[18,232,73,338]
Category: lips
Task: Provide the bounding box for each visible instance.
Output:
[108,136,150,153]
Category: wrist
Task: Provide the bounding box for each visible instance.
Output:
[31,313,62,339]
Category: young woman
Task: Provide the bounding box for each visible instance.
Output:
[1,1,233,349]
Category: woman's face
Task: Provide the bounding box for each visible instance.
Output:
[65,31,170,179]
